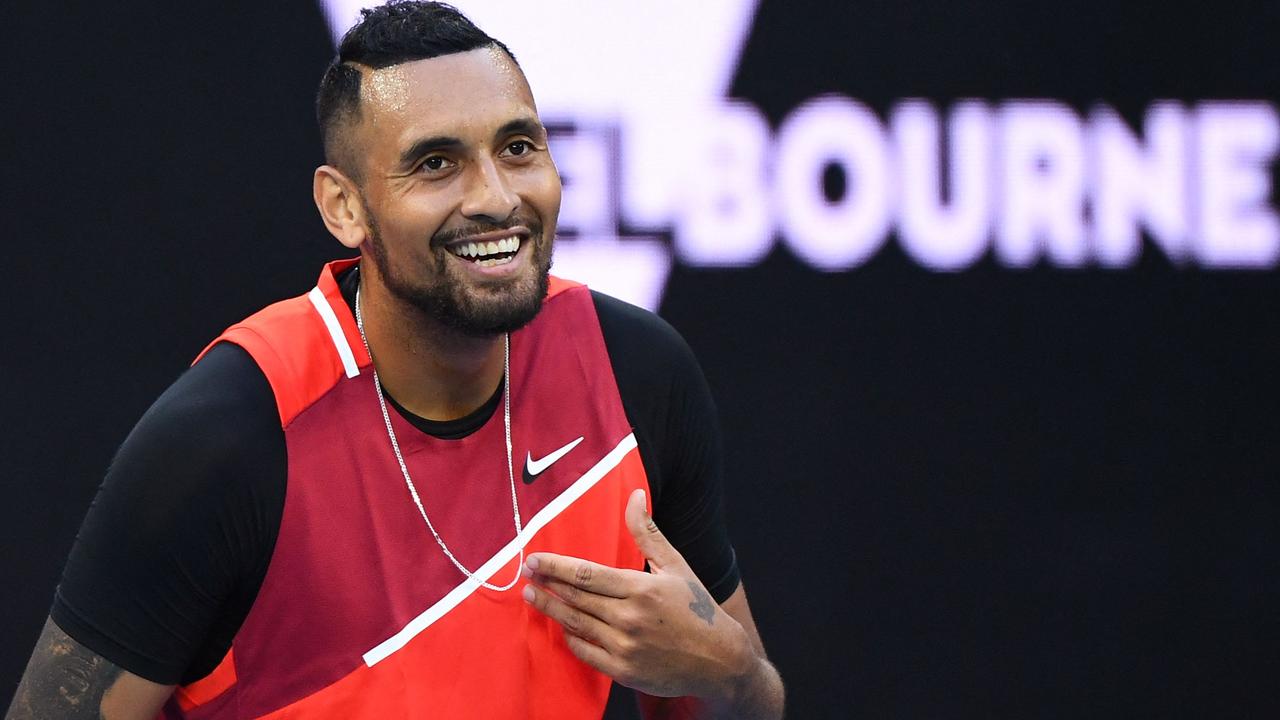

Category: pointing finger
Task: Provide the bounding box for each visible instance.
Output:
[525,553,637,599]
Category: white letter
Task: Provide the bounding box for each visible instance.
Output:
[1194,102,1280,267]
[1089,103,1188,266]
[674,101,774,266]
[775,95,892,271]
[997,101,1087,267]
[892,99,992,271]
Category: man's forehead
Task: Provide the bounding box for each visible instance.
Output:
[359,47,536,125]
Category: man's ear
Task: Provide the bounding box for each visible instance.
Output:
[313,165,369,250]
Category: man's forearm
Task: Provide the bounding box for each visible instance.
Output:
[639,654,785,720]
[723,654,785,720]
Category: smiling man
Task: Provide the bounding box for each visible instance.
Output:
[6,3,783,719]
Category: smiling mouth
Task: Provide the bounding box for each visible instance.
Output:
[447,236,522,267]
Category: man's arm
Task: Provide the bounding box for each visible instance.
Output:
[522,490,785,719]
[8,343,286,718]
[6,617,173,720]
[585,292,782,715]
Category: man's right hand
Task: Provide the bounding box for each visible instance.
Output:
[5,617,173,720]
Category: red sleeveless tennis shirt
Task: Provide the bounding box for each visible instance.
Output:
[166,259,649,719]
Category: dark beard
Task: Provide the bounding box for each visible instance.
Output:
[363,213,552,337]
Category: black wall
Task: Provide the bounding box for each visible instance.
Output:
[6,1,1280,717]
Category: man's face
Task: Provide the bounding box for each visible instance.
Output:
[352,47,561,336]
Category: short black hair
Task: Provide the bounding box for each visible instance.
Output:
[316,1,518,175]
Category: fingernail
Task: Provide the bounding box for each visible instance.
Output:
[526,555,540,571]
[522,585,535,603]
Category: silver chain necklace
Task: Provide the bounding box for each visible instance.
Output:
[355,284,524,591]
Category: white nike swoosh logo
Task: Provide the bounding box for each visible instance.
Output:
[525,436,585,477]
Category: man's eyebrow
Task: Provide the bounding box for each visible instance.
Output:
[496,117,546,140]
[397,135,463,170]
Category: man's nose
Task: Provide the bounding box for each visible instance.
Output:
[460,157,518,224]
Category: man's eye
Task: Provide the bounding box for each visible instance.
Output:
[507,140,530,156]
[421,156,450,172]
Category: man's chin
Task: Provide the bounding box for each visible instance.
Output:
[429,273,549,337]
[445,302,543,337]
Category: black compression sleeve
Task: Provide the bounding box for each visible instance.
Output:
[51,343,286,685]
[592,292,741,603]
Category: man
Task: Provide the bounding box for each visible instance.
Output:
[7,2,784,718]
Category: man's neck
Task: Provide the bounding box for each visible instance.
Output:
[357,275,505,422]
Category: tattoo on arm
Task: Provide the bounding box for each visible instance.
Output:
[7,617,126,719]
[687,581,716,626]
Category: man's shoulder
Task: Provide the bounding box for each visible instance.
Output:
[199,290,327,364]
[145,342,281,446]
[206,275,363,426]
[109,341,286,524]
[588,290,699,371]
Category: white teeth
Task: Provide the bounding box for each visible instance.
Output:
[449,236,523,260]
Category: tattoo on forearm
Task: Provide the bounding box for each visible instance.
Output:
[687,581,716,625]
[7,618,126,719]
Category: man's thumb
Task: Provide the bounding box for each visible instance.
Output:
[625,488,682,573]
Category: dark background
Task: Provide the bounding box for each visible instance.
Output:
[5,1,1280,717]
